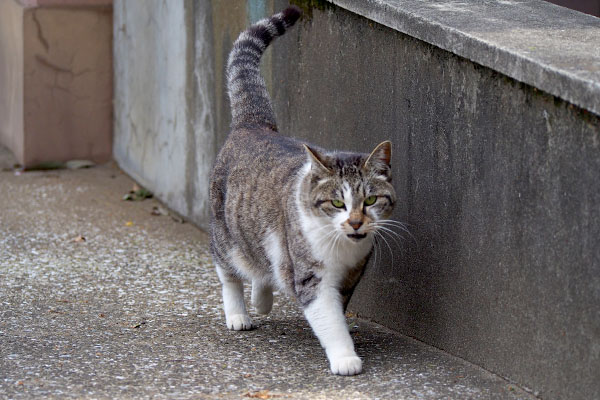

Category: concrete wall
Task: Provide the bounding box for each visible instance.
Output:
[113,0,217,230]
[113,1,600,399]
[277,7,599,400]
[0,0,113,168]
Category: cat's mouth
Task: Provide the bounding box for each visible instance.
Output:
[347,233,367,240]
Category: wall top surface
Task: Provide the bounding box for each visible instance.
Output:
[327,0,600,116]
[18,0,112,8]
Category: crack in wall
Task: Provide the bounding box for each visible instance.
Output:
[35,55,71,74]
[35,55,91,78]
[31,10,49,52]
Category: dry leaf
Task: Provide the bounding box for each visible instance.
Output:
[125,221,134,227]
[133,188,153,200]
[244,390,280,399]
[65,160,95,169]
[123,184,152,201]
[151,206,168,216]
[132,321,147,329]
[170,214,184,223]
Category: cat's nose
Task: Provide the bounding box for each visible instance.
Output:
[348,220,363,231]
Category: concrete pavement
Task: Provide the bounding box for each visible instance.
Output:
[0,163,536,399]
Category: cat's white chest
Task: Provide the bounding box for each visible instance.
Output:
[298,207,372,274]
[304,218,372,270]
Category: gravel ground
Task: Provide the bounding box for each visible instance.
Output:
[0,163,536,399]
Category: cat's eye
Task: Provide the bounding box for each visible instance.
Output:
[364,196,377,206]
[331,199,345,208]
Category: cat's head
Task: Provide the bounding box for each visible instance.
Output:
[300,141,396,244]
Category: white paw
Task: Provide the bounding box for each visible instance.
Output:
[329,355,362,376]
[226,314,254,331]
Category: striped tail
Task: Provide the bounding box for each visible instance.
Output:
[226,6,301,131]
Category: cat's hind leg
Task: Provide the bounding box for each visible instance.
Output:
[215,264,254,331]
[251,280,273,315]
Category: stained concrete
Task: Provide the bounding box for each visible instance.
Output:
[0,144,19,170]
[0,165,536,399]
[113,0,217,232]
[271,4,600,399]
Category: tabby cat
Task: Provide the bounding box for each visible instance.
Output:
[209,6,396,376]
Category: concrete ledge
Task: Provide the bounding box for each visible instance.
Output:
[326,0,600,116]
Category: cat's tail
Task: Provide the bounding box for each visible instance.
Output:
[227,6,301,131]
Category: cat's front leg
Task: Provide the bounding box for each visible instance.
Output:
[303,288,362,375]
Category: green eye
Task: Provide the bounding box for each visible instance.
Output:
[364,196,377,206]
[331,199,345,208]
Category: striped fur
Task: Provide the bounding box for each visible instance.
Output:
[226,6,301,131]
[210,6,397,376]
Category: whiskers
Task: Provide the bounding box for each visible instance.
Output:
[368,219,415,265]
[299,218,412,266]
[373,220,415,242]
[299,221,344,260]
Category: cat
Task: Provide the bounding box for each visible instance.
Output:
[209,6,396,376]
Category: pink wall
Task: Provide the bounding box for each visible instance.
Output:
[0,0,113,168]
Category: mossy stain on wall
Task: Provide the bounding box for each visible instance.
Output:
[290,0,333,19]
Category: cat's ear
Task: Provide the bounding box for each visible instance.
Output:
[303,144,332,173]
[364,140,392,168]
